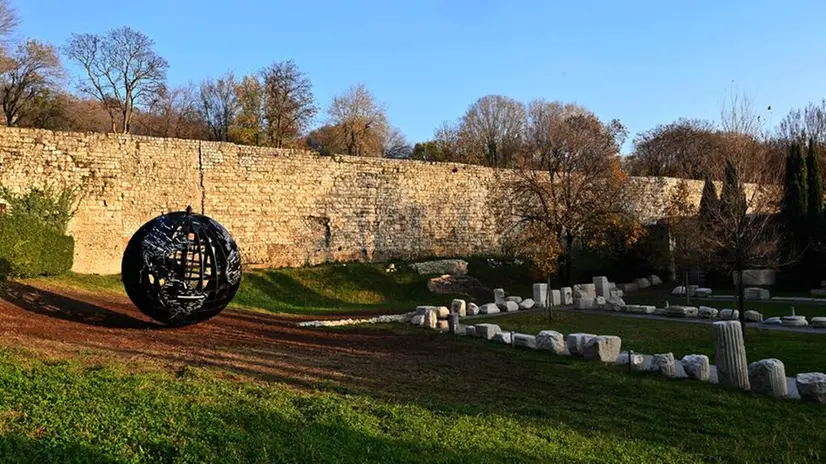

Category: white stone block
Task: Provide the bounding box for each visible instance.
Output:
[573,283,596,298]
[464,325,476,337]
[536,330,567,355]
[744,287,770,300]
[411,314,425,326]
[635,277,651,289]
[763,316,781,325]
[583,335,622,362]
[781,315,808,327]
[698,306,718,319]
[532,283,548,308]
[694,287,712,298]
[796,372,826,403]
[649,275,663,286]
[513,333,537,349]
[505,296,523,304]
[713,321,750,390]
[451,299,466,317]
[424,308,438,329]
[648,353,676,377]
[748,359,787,398]
[811,316,826,328]
[479,303,500,315]
[626,305,656,314]
[494,288,505,306]
[666,306,698,318]
[621,282,639,292]
[503,301,519,312]
[475,323,501,340]
[466,302,480,316]
[672,286,686,296]
[492,331,512,344]
[681,354,710,381]
[593,276,610,298]
[436,306,450,319]
[616,351,644,370]
[518,298,535,310]
[550,289,562,306]
[565,333,596,357]
[573,297,595,310]
[719,309,739,320]
[744,310,763,322]
[415,305,434,315]
[561,287,573,305]
[653,308,667,316]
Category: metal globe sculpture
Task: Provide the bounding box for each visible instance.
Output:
[121,206,241,326]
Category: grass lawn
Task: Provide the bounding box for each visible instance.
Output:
[25,262,468,315]
[473,310,826,375]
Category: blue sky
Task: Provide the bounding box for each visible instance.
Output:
[14,0,826,152]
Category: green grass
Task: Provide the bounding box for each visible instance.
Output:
[0,340,825,463]
[624,286,826,319]
[474,310,826,375]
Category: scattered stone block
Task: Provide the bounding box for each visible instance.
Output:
[593,276,611,298]
[533,283,548,308]
[595,296,606,307]
[503,301,519,312]
[616,351,644,370]
[607,294,626,311]
[465,325,477,337]
[635,277,652,289]
[475,323,501,340]
[494,288,505,306]
[795,372,826,403]
[621,282,639,292]
[518,298,535,310]
[672,286,686,296]
[536,330,567,354]
[649,275,663,286]
[466,302,480,316]
[811,317,826,328]
[573,283,596,298]
[653,308,667,316]
[451,299,467,317]
[505,296,523,304]
[626,304,656,314]
[424,308,438,329]
[411,314,425,326]
[415,305,434,316]
[762,316,781,325]
[811,289,826,297]
[562,287,573,305]
[436,320,449,331]
[492,331,512,344]
[513,333,537,349]
[448,314,460,334]
[573,297,595,310]
[744,310,763,322]
[648,353,676,377]
[713,321,750,390]
[479,303,500,315]
[748,359,788,398]
[694,287,712,298]
[699,306,718,319]
[565,333,596,357]
[681,354,710,381]
[550,289,562,306]
[781,315,808,327]
[583,335,622,362]
[436,306,450,319]
[666,306,698,318]
[719,309,739,320]
[744,287,771,300]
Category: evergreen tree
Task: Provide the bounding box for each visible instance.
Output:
[720,159,746,220]
[782,142,808,222]
[807,139,823,221]
[698,174,719,221]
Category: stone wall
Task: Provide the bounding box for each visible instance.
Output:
[0,126,760,275]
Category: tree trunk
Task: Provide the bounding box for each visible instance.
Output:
[684,270,690,306]
[563,233,574,286]
[546,273,552,321]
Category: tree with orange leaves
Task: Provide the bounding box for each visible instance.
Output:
[503,100,633,287]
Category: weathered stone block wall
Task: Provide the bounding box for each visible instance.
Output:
[0,127,761,275]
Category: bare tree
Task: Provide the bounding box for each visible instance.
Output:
[328,84,387,157]
[380,126,412,158]
[778,100,826,145]
[504,101,631,285]
[138,84,203,139]
[260,60,317,148]
[199,72,239,142]
[628,119,719,179]
[459,95,525,167]
[0,40,64,126]
[64,27,168,134]
[0,0,17,51]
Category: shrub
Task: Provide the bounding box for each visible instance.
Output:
[0,187,76,278]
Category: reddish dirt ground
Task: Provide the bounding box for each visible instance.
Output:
[0,281,553,404]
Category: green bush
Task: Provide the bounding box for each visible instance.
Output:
[0,187,76,279]
[0,215,74,278]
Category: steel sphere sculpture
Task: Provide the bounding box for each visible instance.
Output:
[121,206,241,326]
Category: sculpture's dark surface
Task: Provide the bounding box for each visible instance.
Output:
[121,207,241,326]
